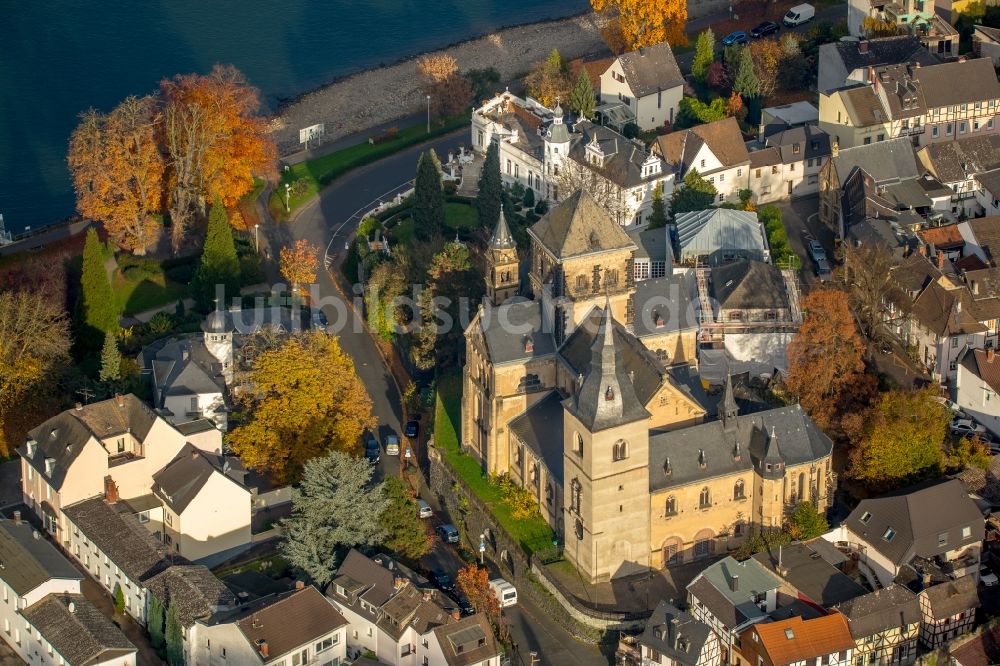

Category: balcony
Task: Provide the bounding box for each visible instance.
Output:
[898,124,925,137]
[616,635,642,666]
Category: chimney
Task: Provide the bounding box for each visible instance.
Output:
[730,575,740,592]
[394,576,406,591]
[989,348,996,362]
[859,40,870,54]
[918,244,927,256]
[451,609,461,620]
[104,476,120,504]
[191,449,199,460]
[294,580,305,590]
[257,640,269,658]
[423,589,434,602]
[937,251,946,269]
[68,602,76,614]
[13,511,20,526]
[74,402,83,411]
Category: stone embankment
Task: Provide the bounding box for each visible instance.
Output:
[271,12,608,155]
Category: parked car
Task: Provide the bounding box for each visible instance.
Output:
[722,30,748,46]
[430,569,455,592]
[750,21,780,37]
[416,499,433,519]
[405,420,420,439]
[783,2,815,26]
[951,418,988,438]
[385,435,400,456]
[310,307,329,333]
[930,396,967,418]
[364,438,380,464]
[437,523,460,544]
[980,565,998,587]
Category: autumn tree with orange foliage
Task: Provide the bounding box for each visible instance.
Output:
[749,39,783,99]
[726,91,746,122]
[785,288,876,439]
[456,565,507,640]
[226,331,375,483]
[592,0,688,51]
[160,65,276,250]
[279,239,320,293]
[67,96,164,255]
[416,54,473,117]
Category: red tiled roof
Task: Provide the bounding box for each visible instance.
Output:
[752,614,855,666]
[918,224,965,250]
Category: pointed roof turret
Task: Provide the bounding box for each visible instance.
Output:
[721,374,739,432]
[760,426,786,479]
[489,208,515,250]
[547,96,570,144]
[566,300,650,432]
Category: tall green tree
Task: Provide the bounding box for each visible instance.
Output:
[192,196,240,311]
[692,29,716,82]
[165,604,183,666]
[568,70,596,120]
[647,183,668,229]
[412,150,445,241]
[733,46,761,99]
[148,596,166,650]
[788,502,829,540]
[476,141,503,230]
[280,450,389,585]
[670,169,717,216]
[99,332,122,383]
[79,228,119,346]
[380,476,430,560]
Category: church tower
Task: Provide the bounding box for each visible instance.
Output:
[543,100,570,202]
[755,426,788,532]
[201,308,235,384]
[485,209,519,306]
[562,301,651,583]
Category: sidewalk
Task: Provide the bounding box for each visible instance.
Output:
[281,112,426,165]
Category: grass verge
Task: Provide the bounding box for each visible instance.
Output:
[434,371,555,557]
[269,113,470,221]
[114,269,188,316]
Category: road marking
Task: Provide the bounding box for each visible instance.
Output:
[322,179,414,268]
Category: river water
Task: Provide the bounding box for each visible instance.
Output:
[0,0,586,234]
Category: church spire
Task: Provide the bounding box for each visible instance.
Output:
[721,374,739,432]
[489,208,515,250]
[760,425,786,478]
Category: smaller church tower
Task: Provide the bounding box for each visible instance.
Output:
[201,308,235,384]
[485,209,519,305]
[755,426,788,532]
[543,100,571,201]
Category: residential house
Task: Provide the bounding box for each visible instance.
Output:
[750,125,832,203]
[949,624,1000,665]
[823,478,985,588]
[687,556,781,663]
[954,346,1000,438]
[818,37,937,94]
[144,564,237,666]
[698,260,802,381]
[833,586,921,666]
[759,101,819,139]
[0,513,135,666]
[598,41,685,131]
[973,167,1000,215]
[151,444,253,565]
[973,25,1000,67]
[736,613,855,666]
[918,575,979,648]
[654,118,752,204]
[428,615,501,666]
[846,0,957,57]
[847,217,920,259]
[917,135,1000,218]
[819,137,926,237]
[820,59,1000,152]
[818,85,892,150]
[957,216,1000,264]
[470,92,672,226]
[627,601,722,666]
[194,586,348,666]
[19,393,222,540]
[62,493,170,625]
[673,210,769,267]
[917,224,966,262]
[753,541,868,609]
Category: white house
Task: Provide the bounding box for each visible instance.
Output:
[0,514,137,666]
[599,41,685,131]
[749,125,831,204]
[653,118,752,204]
[635,601,722,666]
[193,586,348,666]
[954,346,1000,438]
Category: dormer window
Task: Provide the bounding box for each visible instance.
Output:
[883,527,896,542]
[523,337,534,353]
[605,386,615,401]
[26,439,36,457]
[860,511,872,524]
[44,458,55,476]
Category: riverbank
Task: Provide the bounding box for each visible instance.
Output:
[270,12,609,155]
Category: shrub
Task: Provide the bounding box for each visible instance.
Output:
[145,312,176,338]
[122,264,157,281]
[534,200,549,215]
[164,264,196,283]
[622,122,641,139]
[522,188,535,208]
[240,255,265,286]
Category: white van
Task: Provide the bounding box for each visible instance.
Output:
[489,578,518,607]
[783,3,815,26]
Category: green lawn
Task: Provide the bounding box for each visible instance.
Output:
[113,268,188,316]
[444,202,478,230]
[269,113,471,221]
[434,372,556,557]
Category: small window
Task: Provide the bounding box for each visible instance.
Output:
[612,440,629,461]
[699,487,711,509]
[785,628,795,639]
[962,526,972,539]
[860,511,872,524]
[700,159,706,168]
[938,533,948,547]
[883,527,896,542]
[665,496,677,516]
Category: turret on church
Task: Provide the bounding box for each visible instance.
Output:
[485,209,519,306]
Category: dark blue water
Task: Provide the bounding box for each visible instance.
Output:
[0,0,586,234]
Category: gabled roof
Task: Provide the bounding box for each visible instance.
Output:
[674,209,767,258]
[826,36,936,80]
[974,24,1000,44]
[844,479,985,568]
[230,587,348,664]
[528,189,637,260]
[950,623,1000,666]
[509,391,566,486]
[711,260,789,311]
[917,223,965,250]
[964,216,1000,265]
[329,549,397,611]
[746,613,855,665]
[639,601,714,666]
[687,557,781,629]
[475,299,556,365]
[909,279,987,336]
[839,85,888,127]
[832,137,921,184]
[920,135,1000,184]
[150,337,227,399]
[612,41,685,98]
[568,120,664,189]
[834,585,920,639]
[0,518,82,596]
[921,575,980,619]
[433,613,498,666]
[21,594,136,666]
[960,347,1000,393]
[913,58,1000,109]
[655,118,751,171]
[754,542,867,607]
[144,565,237,628]
[152,444,247,514]
[765,125,831,165]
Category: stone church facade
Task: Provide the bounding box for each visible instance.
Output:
[461,190,835,583]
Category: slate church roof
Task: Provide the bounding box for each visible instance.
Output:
[528,189,637,259]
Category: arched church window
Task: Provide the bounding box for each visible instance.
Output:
[612,440,628,461]
[699,487,711,509]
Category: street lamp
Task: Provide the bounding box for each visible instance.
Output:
[426,95,431,133]
[284,182,291,213]
[254,224,260,254]
[479,533,486,564]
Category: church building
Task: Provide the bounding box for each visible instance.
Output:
[462,191,835,583]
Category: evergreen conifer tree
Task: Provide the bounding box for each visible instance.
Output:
[691,29,716,82]
[193,196,240,312]
[568,70,596,120]
[733,46,761,99]
[79,228,119,347]
[113,584,125,614]
[476,141,503,230]
[412,150,445,241]
[647,183,669,229]
[165,605,183,666]
[148,596,166,650]
[99,332,122,383]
